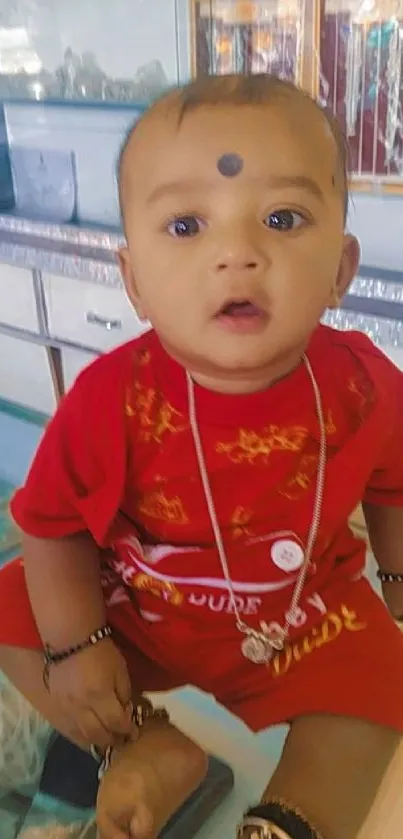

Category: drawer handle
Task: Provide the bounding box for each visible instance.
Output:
[86,311,122,331]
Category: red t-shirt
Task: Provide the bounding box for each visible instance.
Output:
[11,325,403,670]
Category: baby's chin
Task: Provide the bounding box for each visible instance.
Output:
[158,326,302,381]
[181,348,297,394]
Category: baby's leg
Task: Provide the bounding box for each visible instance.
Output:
[97,721,208,839]
[249,713,400,839]
[230,582,403,838]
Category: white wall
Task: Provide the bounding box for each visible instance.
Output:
[348,193,403,271]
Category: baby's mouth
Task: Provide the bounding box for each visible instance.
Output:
[216,300,265,319]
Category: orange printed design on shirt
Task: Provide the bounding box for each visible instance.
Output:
[270,604,367,677]
[325,409,337,435]
[278,453,318,501]
[125,382,187,443]
[154,474,167,484]
[216,425,308,464]
[231,506,254,539]
[276,411,336,501]
[347,373,376,426]
[138,348,152,366]
[132,572,183,605]
[137,489,189,525]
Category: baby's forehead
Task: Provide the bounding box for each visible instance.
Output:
[119,95,340,208]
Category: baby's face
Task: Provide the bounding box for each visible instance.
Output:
[119,99,359,390]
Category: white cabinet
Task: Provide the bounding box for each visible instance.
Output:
[61,347,97,392]
[0,264,39,332]
[0,334,56,415]
[382,346,403,370]
[42,273,146,352]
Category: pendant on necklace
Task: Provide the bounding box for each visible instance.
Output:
[241,634,273,664]
[259,620,285,651]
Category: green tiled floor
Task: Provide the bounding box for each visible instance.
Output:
[0,478,20,561]
[0,793,96,838]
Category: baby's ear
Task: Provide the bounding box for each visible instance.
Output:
[117,247,148,320]
[329,234,360,309]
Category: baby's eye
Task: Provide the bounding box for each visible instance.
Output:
[264,210,305,232]
[166,216,203,238]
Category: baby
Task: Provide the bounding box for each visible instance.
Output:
[1,74,403,839]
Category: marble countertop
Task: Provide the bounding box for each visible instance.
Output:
[0,212,403,351]
[0,212,124,288]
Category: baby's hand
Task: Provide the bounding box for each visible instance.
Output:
[48,639,133,750]
[97,722,208,839]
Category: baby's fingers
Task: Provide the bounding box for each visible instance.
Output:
[97,799,154,839]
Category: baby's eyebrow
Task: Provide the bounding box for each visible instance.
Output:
[146,178,213,205]
[145,173,326,206]
[261,175,325,203]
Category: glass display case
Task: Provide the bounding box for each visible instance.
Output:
[192,0,303,81]
[191,0,403,184]
[0,0,191,228]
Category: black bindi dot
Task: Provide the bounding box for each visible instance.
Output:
[217,153,244,178]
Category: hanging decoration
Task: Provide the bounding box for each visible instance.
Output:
[385,20,402,167]
[345,22,363,136]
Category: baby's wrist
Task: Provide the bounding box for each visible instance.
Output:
[42,623,113,689]
[94,698,174,776]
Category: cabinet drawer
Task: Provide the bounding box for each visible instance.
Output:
[0,264,39,332]
[62,347,97,392]
[0,334,56,415]
[43,273,146,352]
[382,346,403,370]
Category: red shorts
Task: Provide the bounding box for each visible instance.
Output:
[1,556,403,734]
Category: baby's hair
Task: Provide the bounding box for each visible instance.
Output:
[118,74,349,223]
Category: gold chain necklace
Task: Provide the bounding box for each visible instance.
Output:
[186,355,326,664]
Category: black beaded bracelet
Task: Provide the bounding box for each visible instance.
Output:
[43,624,113,689]
[238,800,322,839]
[377,570,403,584]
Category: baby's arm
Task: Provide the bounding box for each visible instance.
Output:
[363,504,403,621]
[23,531,106,645]
[24,533,208,839]
[23,530,134,748]
[361,351,403,623]
[97,717,208,839]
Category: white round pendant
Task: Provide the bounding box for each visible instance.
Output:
[271,539,304,572]
[241,635,272,664]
